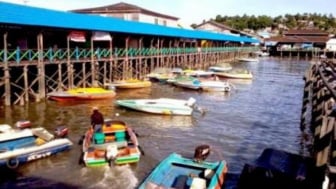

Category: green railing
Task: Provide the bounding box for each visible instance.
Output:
[0,46,258,64]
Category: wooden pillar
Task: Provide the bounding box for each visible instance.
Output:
[58,63,62,90]
[150,38,154,72]
[3,32,11,106]
[139,38,143,79]
[183,41,186,68]
[37,33,45,101]
[66,36,73,89]
[23,65,29,102]
[160,39,164,68]
[124,37,130,80]
[90,36,97,86]
[109,37,113,82]
[156,38,160,68]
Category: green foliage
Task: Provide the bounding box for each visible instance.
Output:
[198,13,336,33]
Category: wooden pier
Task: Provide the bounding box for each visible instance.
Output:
[301,60,336,188]
[0,32,256,106]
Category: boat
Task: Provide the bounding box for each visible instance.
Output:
[208,63,233,72]
[138,151,228,189]
[214,69,253,79]
[253,51,269,57]
[107,79,152,89]
[237,57,259,62]
[116,97,197,115]
[0,124,73,169]
[82,119,141,167]
[146,67,177,83]
[200,80,232,92]
[174,77,232,92]
[183,69,214,78]
[47,87,116,102]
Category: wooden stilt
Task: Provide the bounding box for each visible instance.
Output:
[3,32,11,106]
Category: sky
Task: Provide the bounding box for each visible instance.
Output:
[0,0,335,27]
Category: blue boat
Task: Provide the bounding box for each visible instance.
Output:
[138,152,228,189]
[0,124,73,169]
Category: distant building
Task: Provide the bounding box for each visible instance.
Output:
[71,2,179,27]
[326,38,336,51]
[194,20,257,41]
[266,29,330,50]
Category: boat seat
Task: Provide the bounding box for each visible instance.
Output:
[172,175,189,188]
[190,177,206,189]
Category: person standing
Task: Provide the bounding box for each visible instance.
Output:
[90,107,104,133]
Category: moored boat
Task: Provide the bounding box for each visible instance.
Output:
[107,79,152,89]
[138,149,228,189]
[183,69,214,78]
[208,63,233,72]
[82,119,140,167]
[236,57,259,62]
[116,97,197,115]
[214,69,253,79]
[174,76,232,92]
[47,87,116,102]
[0,124,73,169]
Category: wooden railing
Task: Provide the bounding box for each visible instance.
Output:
[0,46,258,64]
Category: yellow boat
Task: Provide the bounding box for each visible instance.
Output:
[108,79,152,89]
[47,87,116,102]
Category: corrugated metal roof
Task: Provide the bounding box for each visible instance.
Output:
[0,2,258,43]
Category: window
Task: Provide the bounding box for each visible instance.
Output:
[131,14,139,21]
[154,18,158,25]
[163,20,167,26]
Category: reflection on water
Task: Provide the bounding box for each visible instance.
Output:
[0,58,311,188]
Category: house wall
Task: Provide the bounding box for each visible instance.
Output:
[326,39,336,51]
[138,13,177,27]
[98,13,177,27]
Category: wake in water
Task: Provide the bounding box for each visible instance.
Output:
[87,165,138,189]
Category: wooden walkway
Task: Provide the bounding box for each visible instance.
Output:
[301,60,336,188]
[0,46,256,105]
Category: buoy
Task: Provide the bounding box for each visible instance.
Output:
[15,120,32,129]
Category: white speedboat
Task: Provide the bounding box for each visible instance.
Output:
[174,77,232,92]
[0,124,73,168]
[200,80,232,92]
[208,63,233,72]
[237,57,259,62]
[116,97,197,115]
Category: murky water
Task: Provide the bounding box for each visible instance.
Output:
[0,58,311,189]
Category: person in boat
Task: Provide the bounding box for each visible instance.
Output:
[90,106,104,133]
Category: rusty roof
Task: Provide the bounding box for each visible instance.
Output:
[267,36,329,43]
[71,2,179,20]
[284,29,329,36]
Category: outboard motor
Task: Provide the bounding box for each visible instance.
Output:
[106,144,118,161]
[194,144,211,162]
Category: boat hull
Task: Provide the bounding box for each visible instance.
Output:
[47,88,116,102]
[138,153,228,189]
[108,80,152,89]
[82,120,141,167]
[214,72,253,79]
[116,98,194,115]
[0,138,72,168]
